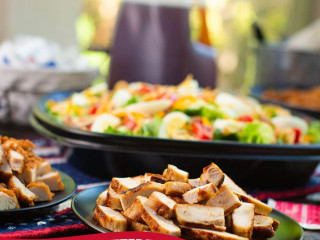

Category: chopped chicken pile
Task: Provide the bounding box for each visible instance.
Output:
[0,136,64,210]
[94,163,279,240]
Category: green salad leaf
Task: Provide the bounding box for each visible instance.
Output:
[239,122,275,144]
[139,116,162,137]
[104,126,133,135]
[125,96,140,106]
[184,103,224,121]
[307,121,320,143]
[213,129,239,141]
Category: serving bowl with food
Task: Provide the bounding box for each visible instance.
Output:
[72,162,303,240]
[30,76,320,188]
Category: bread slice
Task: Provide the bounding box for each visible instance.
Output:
[36,161,52,176]
[36,171,64,191]
[120,181,164,210]
[163,164,189,182]
[0,158,13,180]
[188,178,208,188]
[131,175,145,185]
[94,205,127,232]
[106,187,123,211]
[110,177,139,194]
[182,183,217,204]
[181,226,249,240]
[200,163,224,188]
[231,203,254,238]
[252,215,276,239]
[96,189,109,206]
[145,173,168,184]
[123,195,147,222]
[147,191,176,219]
[16,161,37,185]
[7,175,37,206]
[222,174,247,196]
[175,204,225,231]
[27,182,54,202]
[233,192,272,216]
[141,197,181,236]
[0,188,20,210]
[164,182,192,197]
[206,186,241,215]
[8,150,25,173]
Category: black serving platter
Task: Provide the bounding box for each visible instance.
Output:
[32,91,320,160]
[72,185,304,240]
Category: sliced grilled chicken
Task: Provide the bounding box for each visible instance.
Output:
[222,174,247,196]
[147,191,176,219]
[128,221,150,232]
[0,183,6,188]
[0,158,13,180]
[188,178,208,188]
[27,182,54,202]
[106,187,123,211]
[0,146,3,165]
[94,205,127,232]
[200,163,224,188]
[123,196,147,222]
[232,203,254,238]
[8,150,25,173]
[164,182,192,197]
[36,161,52,176]
[131,175,145,185]
[163,164,189,182]
[96,189,109,206]
[206,186,241,215]
[145,173,168,184]
[182,183,217,204]
[252,215,277,239]
[36,171,64,191]
[16,161,37,185]
[181,226,249,240]
[141,197,181,237]
[0,188,20,210]
[110,177,139,194]
[233,192,272,216]
[120,182,164,210]
[7,175,37,206]
[170,196,188,204]
[175,204,225,231]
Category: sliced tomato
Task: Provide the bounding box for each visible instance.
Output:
[191,121,213,140]
[89,104,99,115]
[138,84,152,94]
[123,116,137,130]
[239,115,253,122]
[293,128,301,144]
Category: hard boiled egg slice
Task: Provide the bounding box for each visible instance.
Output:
[215,92,253,118]
[158,112,190,138]
[90,114,121,133]
[120,99,172,116]
[213,119,245,135]
[111,89,132,109]
[71,93,90,107]
[271,116,308,134]
[177,78,200,97]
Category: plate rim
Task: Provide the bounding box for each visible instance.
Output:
[0,168,77,214]
[71,185,304,240]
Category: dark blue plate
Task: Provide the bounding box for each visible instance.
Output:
[0,169,76,216]
[72,185,304,240]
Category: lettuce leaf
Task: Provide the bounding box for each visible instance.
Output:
[307,121,320,143]
[239,122,274,144]
[139,116,162,137]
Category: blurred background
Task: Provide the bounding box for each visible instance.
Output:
[1,0,320,93]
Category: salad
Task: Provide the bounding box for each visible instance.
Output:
[46,75,320,145]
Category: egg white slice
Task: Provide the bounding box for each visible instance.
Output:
[271,116,308,134]
[158,112,190,138]
[122,99,172,116]
[111,89,132,109]
[90,114,121,133]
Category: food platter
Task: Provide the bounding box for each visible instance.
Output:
[32,91,320,160]
[0,169,77,216]
[71,185,304,240]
